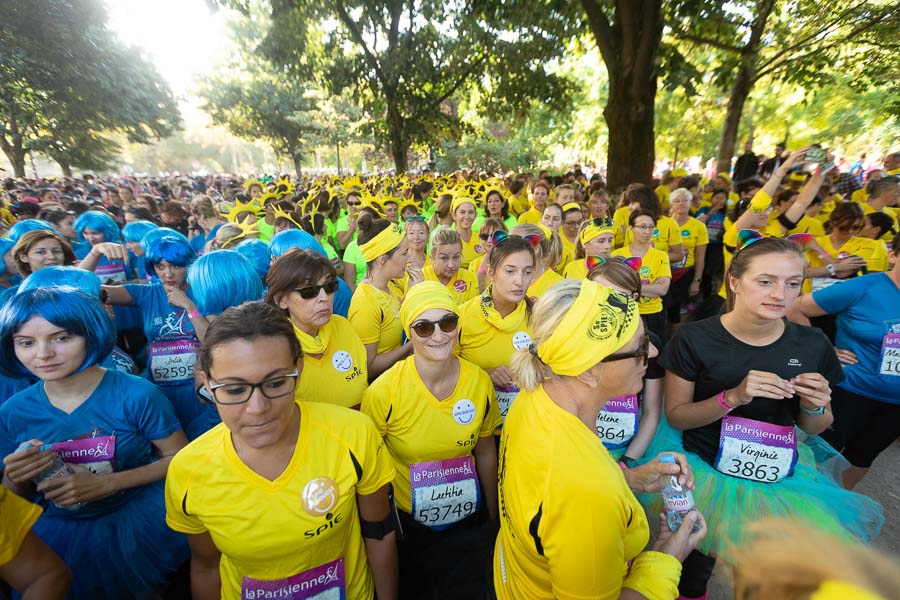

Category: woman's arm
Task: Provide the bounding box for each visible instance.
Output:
[666,243,684,266]
[622,379,662,462]
[358,484,399,600]
[343,263,357,294]
[785,292,828,326]
[0,530,71,600]
[473,435,498,521]
[77,242,129,272]
[100,284,133,306]
[364,342,412,381]
[690,245,706,297]
[186,532,222,600]
[641,276,671,298]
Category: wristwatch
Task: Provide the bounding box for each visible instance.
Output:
[800,404,826,416]
[825,263,836,277]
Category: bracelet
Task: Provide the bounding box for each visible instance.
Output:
[622,456,639,469]
[717,390,735,413]
[818,251,831,260]
[800,404,826,416]
[618,461,628,471]
[187,310,201,319]
[692,277,701,282]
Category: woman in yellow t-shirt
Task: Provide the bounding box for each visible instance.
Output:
[613,185,684,264]
[613,211,672,343]
[362,281,501,598]
[558,202,583,272]
[405,216,431,273]
[666,188,708,329]
[469,218,508,292]
[265,249,368,409]
[458,234,535,424]
[805,202,887,293]
[451,196,483,268]
[349,214,418,379]
[424,229,479,305]
[517,181,550,225]
[165,302,398,600]
[511,223,563,300]
[564,217,615,280]
[494,279,705,600]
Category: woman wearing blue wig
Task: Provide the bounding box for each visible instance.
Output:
[72,211,134,284]
[0,287,188,599]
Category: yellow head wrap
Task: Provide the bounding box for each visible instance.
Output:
[716,172,732,184]
[359,223,405,262]
[561,202,582,213]
[399,281,458,338]
[811,581,884,600]
[579,220,615,245]
[451,195,477,214]
[670,167,689,177]
[537,280,640,376]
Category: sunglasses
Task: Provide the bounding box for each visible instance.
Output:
[293,280,339,299]
[406,216,425,223]
[601,334,650,367]
[411,314,459,338]
[591,217,614,227]
[347,200,362,207]
[479,231,495,241]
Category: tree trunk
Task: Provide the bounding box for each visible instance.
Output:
[58,159,73,178]
[604,90,657,191]
[386,103,408,173]
[715,58,756,175]
[292,154,303,177]
[0,136,27,178]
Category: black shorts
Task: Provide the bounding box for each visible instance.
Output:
[821,385,900,468]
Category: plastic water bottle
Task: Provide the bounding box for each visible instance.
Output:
[659,453,699,533]
[15,442,82,510]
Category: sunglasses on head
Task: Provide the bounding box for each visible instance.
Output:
[406,216,425,223]
[591,217,614,227]
[411,314,459,338]
[293,280,339,299]
[601,334,650,367]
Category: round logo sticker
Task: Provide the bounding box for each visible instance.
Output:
[453,399,476,425]
[512,331,532,351]
[681,229,690,237]
[301,477,339,516]
[453,279,468,293]
[474,244,484,254]
[332,350,353,373]
[652,227,660,237]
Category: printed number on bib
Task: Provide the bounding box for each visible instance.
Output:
[149,339,198,384]
[241,557,345,600]
[596,394,639,449]
[879,332,900,377]
[494,384,519,423]
[714,416,797,483]
[410,455,480,530]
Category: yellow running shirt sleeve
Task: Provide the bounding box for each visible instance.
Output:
[0,487,42,565]
[348,281,405,353]
[527,268,564,300]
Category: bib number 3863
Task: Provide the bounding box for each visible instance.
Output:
[410,455,480,530]
[714,416,797,483]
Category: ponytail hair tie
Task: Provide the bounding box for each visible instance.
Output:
[528,343,540,357]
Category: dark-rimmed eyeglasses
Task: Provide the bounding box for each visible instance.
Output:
[411,314,459,338]
[293,280,339,299]
[206,370,299,405]
[347,200,362,207]
[601,334,650,367]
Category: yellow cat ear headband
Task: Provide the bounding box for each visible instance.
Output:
[221,198,263,223]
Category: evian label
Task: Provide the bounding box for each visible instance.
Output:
[241,557,345,599]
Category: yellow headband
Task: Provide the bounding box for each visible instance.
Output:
[451,196,477,214]
[670,167,688,177]
[399,281,458,338]
[360,223,405,262]
[716,172,731,184]
[537,281,639,376]
[561,202,581,213]
[812,581,883,600]
[580,221,614,245]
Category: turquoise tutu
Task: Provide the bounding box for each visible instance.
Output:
[639,418,884,560]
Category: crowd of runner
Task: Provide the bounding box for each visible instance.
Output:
[0,145,898,599]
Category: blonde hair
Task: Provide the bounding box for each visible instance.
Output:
[731,520,900,600]
[430,228,462,258]
[510,280,581,391]
[216,223,244,249]
[511,223,562,269]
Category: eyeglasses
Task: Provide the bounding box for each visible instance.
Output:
[632,224,655,231]
[838,222,865,232]
[293,280,339,299]
[479,231,496,241]
[601,334,650,367]
[206,370,300,405]
[411,314,459,338]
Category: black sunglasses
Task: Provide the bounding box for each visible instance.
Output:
[411,314,459,338]
[591,217,615,227]
[601,334,650,367]
[293,280,339,299]
[347,200,362,207]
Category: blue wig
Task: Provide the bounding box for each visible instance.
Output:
[269,229,326,258]
[19,266,101,296]
[234,239,271,280]
[0,287,115,378]
[187,250,264,316]
[145,236,196,274]
[74,211,121,243]
[140,226,190,253]
[122,220,159,243]
[7,219,55,243]
[0,238,14,276]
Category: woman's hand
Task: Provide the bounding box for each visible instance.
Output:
[834,255,867,277]
[728,369,795,405]
[37,464,114,506]
[688,279,700,297]
[89,242,129,263]
[652,512,707,563]
[488,365,515,388]
[2,440,54,486]
[835,348,859,366]
[405,265,424,287]
[164,285,195,311]
[791,372,831,412]
[624,452,695,494]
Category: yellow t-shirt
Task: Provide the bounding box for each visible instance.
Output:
[625,215,682,254]
[348,281,404,353]
[557,235,576,274]
[494,386,679,600]
[165,402,394,600]
[861,203,899,243]
[672,216,709,269]
[562,259,588,280]
[612,246,671,314]
[517,208,542,226]
[0,487,42,565]
[510,194,530,216]
[804,235,890,293]
[360,356,500,514]
[789,214,826,237]
[612,206,631,248]
[527,268,564,300]
[457,231,485,269]
[655,184,670,211]
[851,188,868,205]
[295,316,368,409]
[423,264,479,305]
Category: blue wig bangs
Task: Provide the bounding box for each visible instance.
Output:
[8,219,55,243]
[0,287,115,378]
[234,239,271,280]
[146,236,197,273]
[0,238,14,277]
[269,229,326,258]
[122,220,159,243]
[140,227,190,253]
[74,211,121,243]
[187,250,264,316]
[19,267,101,296]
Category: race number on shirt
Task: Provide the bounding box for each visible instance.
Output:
[595,394,639,449]
[880,333,900,377]
[241,557,345,600]
[714,416,798,483]
[95,262,127,285]
[494,384,519,423]
[410,455,480,530]
[52,435,116,475]
[149,339,198,384]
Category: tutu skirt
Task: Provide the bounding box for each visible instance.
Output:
[640,418,884,560]
[31,481,188,599]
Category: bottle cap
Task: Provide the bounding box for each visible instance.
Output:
[659,453,676,464]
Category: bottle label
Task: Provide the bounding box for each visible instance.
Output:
[714,416,798,483]
[662,476,695,512]
[596,394,639,449]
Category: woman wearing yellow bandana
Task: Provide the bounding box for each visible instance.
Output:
[563,217,615,280]
[451,196,484,268]
[265,250,368,409]
[558,202,583,272]
[362,281,501,599]
[494,279,706,600]
[458,235,535,425]
[424,229,479,305]
[349,215,419,379]
[510,224,563,300]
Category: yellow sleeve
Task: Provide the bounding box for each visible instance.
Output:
[359,368,394,437]
[478,371,501,436]
[695,220,709,245]
[0,488,42,566]
[623,551,682,600]
[353,412,395,495]
[666,220,681,248]
[348,289,383,345]
[749,189,772,213]
[867,243,889,272]
[723,224,739,248]
[656,251,672,278]
[164,451,208,534]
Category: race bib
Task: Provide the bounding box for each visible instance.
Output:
[241,557,345,600]
[880,333,900,377]
[149,339,198,385]
[410,455,480,530]
[95,262,127,285]
[52,435,116,475]
[810,277,841,292]
[596,394,639,449]
[714,416,797,483]
[495,384,519,423]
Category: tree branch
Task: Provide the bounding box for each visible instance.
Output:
[335,0,392,92]
[580,0,617,66]
[673,31,743,53]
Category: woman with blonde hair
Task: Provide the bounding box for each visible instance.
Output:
[424,228,479,305]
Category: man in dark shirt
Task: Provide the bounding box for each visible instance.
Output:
[732,141,760,183]
[760,142,787,179]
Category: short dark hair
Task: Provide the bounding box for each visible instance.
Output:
[199,302,301,375]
